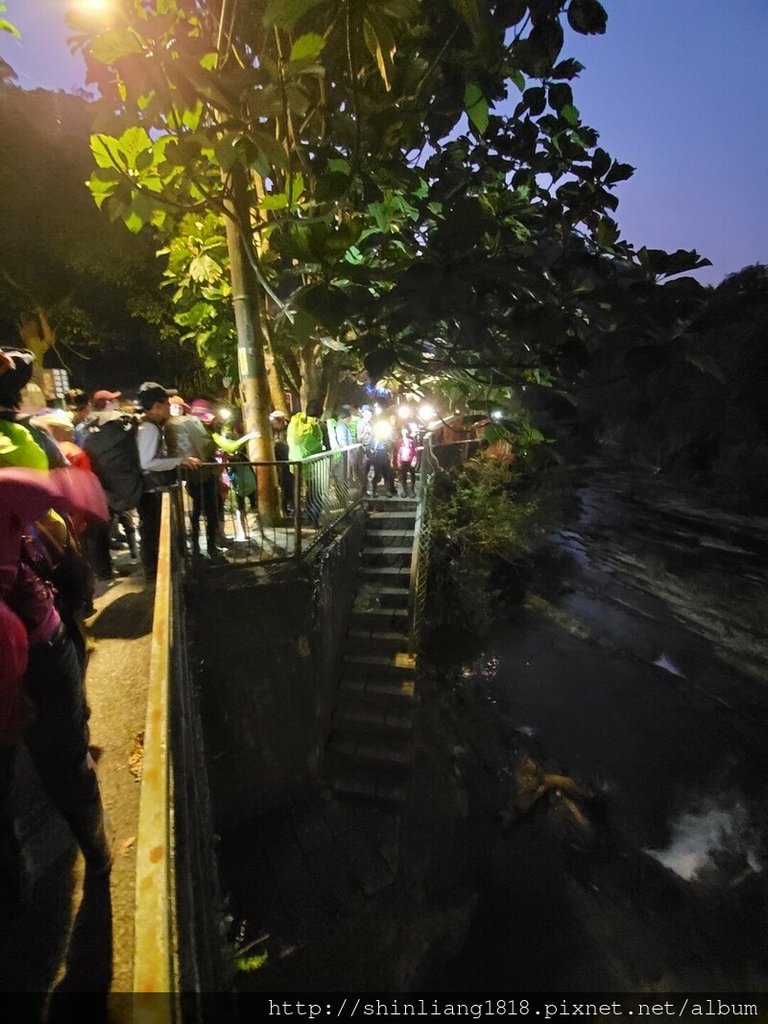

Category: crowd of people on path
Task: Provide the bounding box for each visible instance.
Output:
[0,342,426,915]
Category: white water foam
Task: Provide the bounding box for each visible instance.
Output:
[646,801,764,882]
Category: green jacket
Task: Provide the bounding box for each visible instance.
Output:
[287,412,323,460]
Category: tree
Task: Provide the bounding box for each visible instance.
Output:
[77,0,708,484]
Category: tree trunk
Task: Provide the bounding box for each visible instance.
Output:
[299,341,326,410]
[221,165,280,525]
[260,298,290,415]
[18,309,54,390]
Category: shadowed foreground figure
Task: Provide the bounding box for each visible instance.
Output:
[0,467,114,907]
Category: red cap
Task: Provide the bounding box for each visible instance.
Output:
[189,398,215,424]
[92,389,121,410]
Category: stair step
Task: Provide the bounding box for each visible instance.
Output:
[349,606,408,622]
[332,703,414,734]
[344,651,415,669]
[364,529,415,539]
[359,565,410,578]
[367,511,417,521]
[339,676,416,701]
[348,626,409,651]
[353,586,409,610]
[328,733,413,768]
[362,547,413,557]
[328,767,408,804]
[348,627,408,644]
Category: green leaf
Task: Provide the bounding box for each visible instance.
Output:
[596,217,619,246]
[215,133,241,173]
[523,86,546,115]
[364,18,396,92]
[449,0,486,43]
[91,134,120,170]
[0,18,20,38]
[605,160,635,185]
[314,171,351,203]
[247,129,289,173]
[89,28,143,65]
[189,254,222,283]
[567,0,608,35]
[551,58,584,79]
[592,147,611,178]
[260,193,288,210]
[464,83,489,135]
[496,0,527,27]
[548,82,573,112]
[290,33,325,62]
[119,126,153,169]
[263,0,323,31]
[295,283,350,331]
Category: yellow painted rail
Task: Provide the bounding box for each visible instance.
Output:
[133,493,179,1020]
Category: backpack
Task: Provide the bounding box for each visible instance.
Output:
[287,413,323,460]
[82,414,144,511]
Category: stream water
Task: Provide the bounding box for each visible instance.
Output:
[422,463,768,992]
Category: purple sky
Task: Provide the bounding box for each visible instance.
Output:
[1,0,766,286]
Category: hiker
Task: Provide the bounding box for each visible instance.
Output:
[167,397,222,559]
[394,426,419,496]
[287,400,325,526]
[269,410,294,517]
[81,390,142,568]
[135,381,200,581]
[65,388,91,446]
[0,465,113,903]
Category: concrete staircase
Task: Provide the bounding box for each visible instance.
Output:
[326,496,419,803]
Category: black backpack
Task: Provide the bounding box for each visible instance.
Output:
[82,413,144,511]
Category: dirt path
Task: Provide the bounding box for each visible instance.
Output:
[85,570,153,994]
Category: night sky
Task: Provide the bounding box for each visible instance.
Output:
[1,0,766,286]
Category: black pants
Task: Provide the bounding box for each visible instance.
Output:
[111,509,138,558]
[137,490,162,579]
[186,477,219,553]
[399,464,416,494]
[372,456,395,495]
[0,626,109,891]
[81,519,113,581]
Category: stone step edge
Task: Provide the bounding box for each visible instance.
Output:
[339,677,416,700]
[361,547,413,556]
[327,734,413,768]
[327,769,408,804]
[331,704,414,733]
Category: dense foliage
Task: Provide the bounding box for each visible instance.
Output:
[75,0,708,433]
[576,264,768,505]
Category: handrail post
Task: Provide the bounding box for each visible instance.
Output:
[294,461,303,560]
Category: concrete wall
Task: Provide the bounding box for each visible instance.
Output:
[187,509,366,829]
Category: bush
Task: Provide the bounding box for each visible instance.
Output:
[426,453,575,634]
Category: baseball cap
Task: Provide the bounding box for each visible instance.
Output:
[137,381,178,410]
[188,398,215,424]
[92,389,121,410]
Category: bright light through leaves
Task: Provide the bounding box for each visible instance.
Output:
[71,0,114,16]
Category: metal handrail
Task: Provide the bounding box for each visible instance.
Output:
[178,445,366,565]
[133,492,179,1013]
